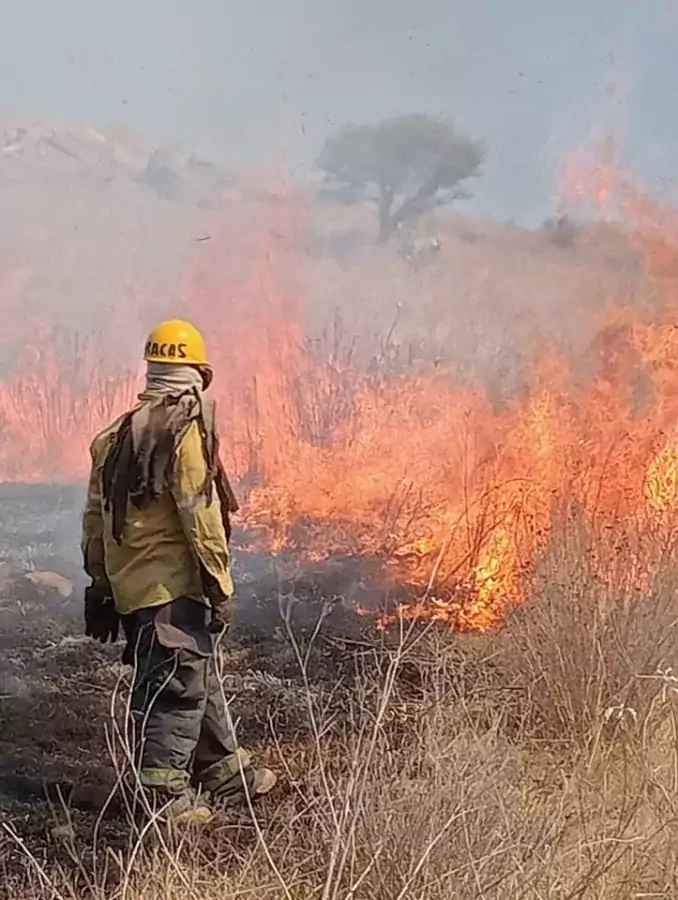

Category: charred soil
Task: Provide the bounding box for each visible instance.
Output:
[2,488,678,898]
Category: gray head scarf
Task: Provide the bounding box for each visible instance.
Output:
[103,360,237,545]
[144,362,204,395]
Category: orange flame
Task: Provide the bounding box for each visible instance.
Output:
[0,171,677,630]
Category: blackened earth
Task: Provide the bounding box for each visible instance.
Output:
[0,483,411,823]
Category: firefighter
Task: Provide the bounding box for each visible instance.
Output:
[81,319,276,824]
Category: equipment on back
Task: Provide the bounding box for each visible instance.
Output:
[144,319,208,366]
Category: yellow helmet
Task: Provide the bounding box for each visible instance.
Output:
[143,319,208,366]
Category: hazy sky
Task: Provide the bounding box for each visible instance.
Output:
[1,0,676,225]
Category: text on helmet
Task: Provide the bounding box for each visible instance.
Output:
[145,341,188,359]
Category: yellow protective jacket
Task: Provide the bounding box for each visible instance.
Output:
[82,403,234,616]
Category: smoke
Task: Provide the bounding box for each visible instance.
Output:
[0,0,675,630]
[1,0,674,224]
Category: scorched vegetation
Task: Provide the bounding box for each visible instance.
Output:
[2,151,678,897]
[2,521,678,898]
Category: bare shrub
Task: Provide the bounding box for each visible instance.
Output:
[499,511,678,749]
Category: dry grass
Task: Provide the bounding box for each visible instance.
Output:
[2,519,678,900]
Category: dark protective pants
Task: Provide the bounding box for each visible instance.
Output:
[121,597,245,790]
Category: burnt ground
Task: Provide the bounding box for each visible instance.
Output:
[0,483,414,875]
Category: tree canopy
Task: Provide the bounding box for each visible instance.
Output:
[317,114,484,242]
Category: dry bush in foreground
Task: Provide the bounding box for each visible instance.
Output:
[501,513,678,748]
[3,526,678,899]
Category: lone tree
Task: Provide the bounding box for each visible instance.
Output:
[317,113,484,242]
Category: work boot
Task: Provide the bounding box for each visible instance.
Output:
[138,768,213,825]
[194,750,277,804]
[161,787,213,825]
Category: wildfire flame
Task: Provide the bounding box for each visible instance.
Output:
[1,173,677,631]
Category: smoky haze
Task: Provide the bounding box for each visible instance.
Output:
[0,0,670,486]
[1,0,677,225]
[3,3,678,880]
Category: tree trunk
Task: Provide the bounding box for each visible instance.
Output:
[377,187,395,243]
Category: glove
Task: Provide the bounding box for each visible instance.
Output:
[208,595,235,635]
[199,562,235,634]
[84,581,119,644]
